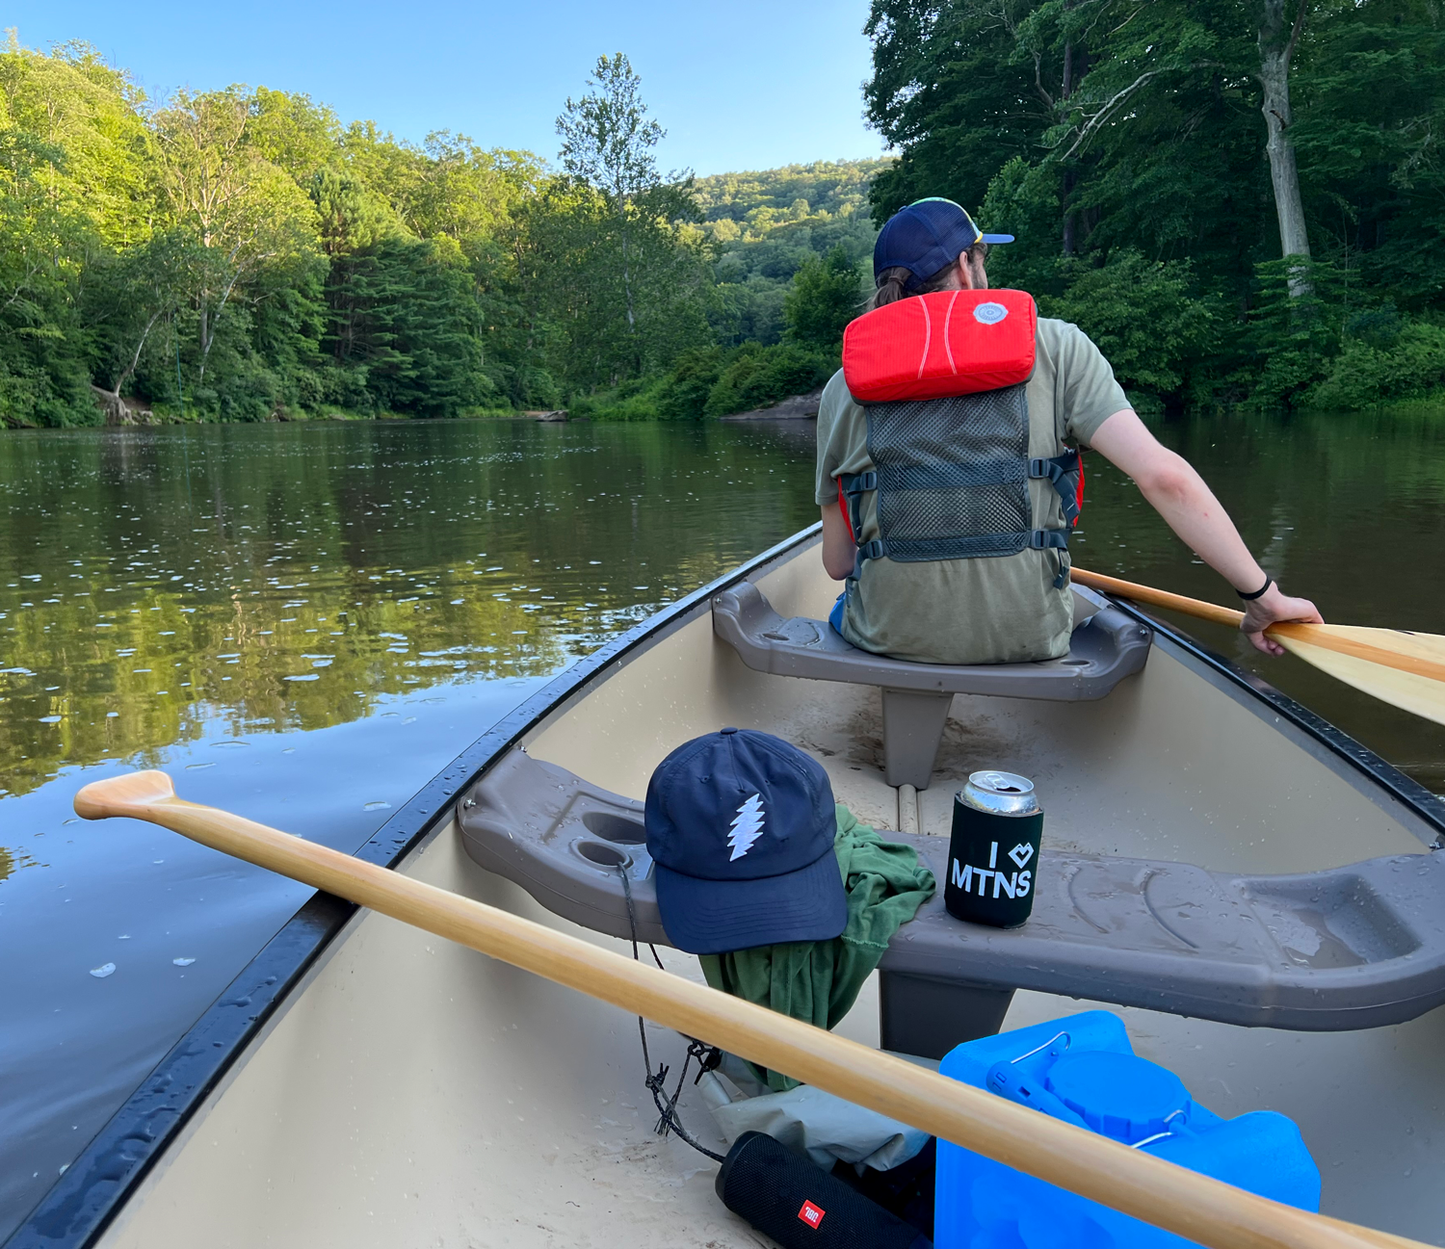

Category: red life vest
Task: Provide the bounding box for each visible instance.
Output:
[835,289,1083,576]
[843,288,1038,401]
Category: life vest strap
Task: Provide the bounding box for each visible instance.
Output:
[839,471,876,557]
[1028,529,1071,551]
[1028,449,1083,528]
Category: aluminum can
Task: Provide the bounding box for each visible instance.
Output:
[944,770,1043,929]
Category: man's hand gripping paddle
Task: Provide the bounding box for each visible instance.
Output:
[1071,568,1445,727]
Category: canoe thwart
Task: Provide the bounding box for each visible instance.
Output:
[460,747,1445,1044]
[710,581,1152,787]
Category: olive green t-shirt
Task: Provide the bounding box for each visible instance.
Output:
[815,317,1129,665]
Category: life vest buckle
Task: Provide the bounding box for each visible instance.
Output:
[1029,530,1071,551]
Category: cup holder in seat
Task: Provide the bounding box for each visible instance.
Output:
[576,841,631,868]
[582,811,647,844]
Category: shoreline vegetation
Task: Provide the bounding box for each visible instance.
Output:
[3,6,1444,432]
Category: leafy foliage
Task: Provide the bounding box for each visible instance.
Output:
[864,0,1445,408]
[698,160,884,351]
[1042,252,1215,400]
[784,246,866,350]
[0,39,873,427]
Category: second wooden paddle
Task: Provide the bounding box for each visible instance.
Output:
[1071,567,1445,726]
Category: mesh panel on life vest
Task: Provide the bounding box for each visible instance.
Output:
[867,383,1033,562]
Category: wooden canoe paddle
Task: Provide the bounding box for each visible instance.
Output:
[74,769,1429,1249]
[1072,567,1445,727]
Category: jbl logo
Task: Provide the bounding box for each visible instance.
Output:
[798,1199,826,1229]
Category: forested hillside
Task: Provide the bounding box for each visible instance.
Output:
[0,41,878,427]
[695,159,886,349]
[573,160,884,420]
[11,1,1438,426]
[865,0,1445,410]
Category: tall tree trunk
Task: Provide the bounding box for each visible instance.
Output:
[620,211,636,333]
[1061,40,1077,256]
[198,298,210,385]
[1257,0,1311,295]
[111,307,166,400]
[1058,34,1090,255]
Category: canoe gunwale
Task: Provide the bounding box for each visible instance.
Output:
[1107,599,1445,851]
[9,522,1443,1249]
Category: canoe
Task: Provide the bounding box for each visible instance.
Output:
[13,524,1445,1249]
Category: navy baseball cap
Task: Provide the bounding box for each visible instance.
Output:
[645,728,846,956]
[874,197,1014,288]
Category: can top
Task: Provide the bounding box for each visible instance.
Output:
[961,770,1039,815]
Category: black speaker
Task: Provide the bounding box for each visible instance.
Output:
[715,1131,933,1249]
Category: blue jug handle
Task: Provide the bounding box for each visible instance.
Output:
[986,1060,1089,1129]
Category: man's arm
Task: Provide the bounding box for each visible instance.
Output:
[820,503,855,580]
[1087,408,1322,656]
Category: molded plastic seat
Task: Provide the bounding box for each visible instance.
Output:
[711,582,1152,787]
[458,748,1445,1058]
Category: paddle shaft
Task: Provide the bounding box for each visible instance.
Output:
[1071,568,1246,628]
[1070,568,1445,684]
[75,773,1427,1249]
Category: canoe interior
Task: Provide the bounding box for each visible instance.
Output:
[83,532,1445,1248]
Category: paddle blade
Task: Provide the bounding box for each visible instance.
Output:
[1275,626,1445,727]
[74,769,177,820]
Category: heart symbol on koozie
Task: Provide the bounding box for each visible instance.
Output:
[1008,842,1034,869]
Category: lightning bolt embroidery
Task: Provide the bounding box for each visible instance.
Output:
[727,793,766,861]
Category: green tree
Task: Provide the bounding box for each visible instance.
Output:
[152,87,321,390]
[865,0,1445,405]
[863,1,1054,221]
[324,237,488,416]
[310,167,402,256]
[1043,251,1215,403]
[83,229,205,419]
[557,53,667,342]
[784,245,863,349]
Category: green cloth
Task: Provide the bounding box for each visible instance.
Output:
[699,804,936,1092]
[814,317,1130,665]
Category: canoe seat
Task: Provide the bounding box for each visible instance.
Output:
[711,582,1153,788]
[458,747,1445,1058]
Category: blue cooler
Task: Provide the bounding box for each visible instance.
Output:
[935,1012,1320,1249]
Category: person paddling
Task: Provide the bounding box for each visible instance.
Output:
[817,198,1321,665]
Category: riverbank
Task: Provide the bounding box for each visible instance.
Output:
[7,379,1445,431]
[1,403,525,430]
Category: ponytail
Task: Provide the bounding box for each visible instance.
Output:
[868,245,988,312]
[870,267,914,310]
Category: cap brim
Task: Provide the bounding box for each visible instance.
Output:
[654,850,848,956]
[981,233,1014,245]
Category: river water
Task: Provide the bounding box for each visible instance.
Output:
[1,411,1443,1236]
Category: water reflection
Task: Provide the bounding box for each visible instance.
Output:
[0,420,817,799]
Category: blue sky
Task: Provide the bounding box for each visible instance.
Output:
[8,0,888,175]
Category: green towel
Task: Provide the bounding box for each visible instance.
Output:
[699,803,936,1091]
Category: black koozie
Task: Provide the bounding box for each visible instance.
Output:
[716,1131,931,1249]
[943,797,1042,928]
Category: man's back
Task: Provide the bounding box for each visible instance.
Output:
[815,317,1124,665]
